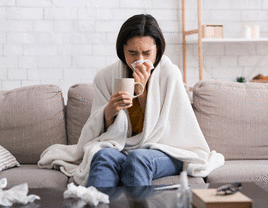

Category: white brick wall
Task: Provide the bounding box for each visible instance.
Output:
[0,0,268,101]
[17,0,51,7]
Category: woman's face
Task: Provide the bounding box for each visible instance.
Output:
[123,36,157,71]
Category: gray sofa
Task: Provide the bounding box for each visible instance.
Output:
[1,81,267,191]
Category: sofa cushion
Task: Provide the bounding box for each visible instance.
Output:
[152,175,204,185]
[206,160,268,191]
[67,83,95,145]
[0,165,68,189]
[0,145,20,171]
[193,81,268,160]
[68,175,205,186]
[0,85,67,164]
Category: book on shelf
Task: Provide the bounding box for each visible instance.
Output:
[192,189,252,208]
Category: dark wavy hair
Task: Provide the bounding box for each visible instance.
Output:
[116,14,165,69]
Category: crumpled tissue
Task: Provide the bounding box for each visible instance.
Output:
[131,59,154,70]
[0,178,40,207]
[63,183,109,207]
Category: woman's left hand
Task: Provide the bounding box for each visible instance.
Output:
[132,61,153,95]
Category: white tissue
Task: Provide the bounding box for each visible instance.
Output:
[63,183,109,207]
[131,59,154,70]
[0,178,40,207]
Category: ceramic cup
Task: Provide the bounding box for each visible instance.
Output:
[114,78,144,99]
[251,25,260,39]
[241,25,251,39]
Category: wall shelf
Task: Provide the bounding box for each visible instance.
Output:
[187,38,268,44]
[181,0,268,84]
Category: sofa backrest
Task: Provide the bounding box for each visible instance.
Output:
[0,85,67,164]
[66,83,95,145]
[193,81,268,160]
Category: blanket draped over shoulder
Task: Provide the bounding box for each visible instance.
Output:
[38,55,224,186]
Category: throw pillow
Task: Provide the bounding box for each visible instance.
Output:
[0,145,20,172]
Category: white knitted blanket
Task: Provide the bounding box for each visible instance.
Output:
[38,55,224,186]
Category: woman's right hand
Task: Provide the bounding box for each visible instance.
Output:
[104,91,132,129]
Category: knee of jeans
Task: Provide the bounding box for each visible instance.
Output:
[124,149,151,167]
[92,148,116,162]
[121,150,153,186]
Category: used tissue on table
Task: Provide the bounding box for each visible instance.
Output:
[0,178,40,207]
[64,183,109,207]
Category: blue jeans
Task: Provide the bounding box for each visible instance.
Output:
[87,148,183,187]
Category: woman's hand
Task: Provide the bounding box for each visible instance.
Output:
[132,61,153,95]
[104,91,132,129]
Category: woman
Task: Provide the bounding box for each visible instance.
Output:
[87,14,184,187]
[38,14,224,188]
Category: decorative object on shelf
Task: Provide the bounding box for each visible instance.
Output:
[250,74,268,83]
[236,76,246,83]
[251,25,260,39]
[241,25,252,39]
[202,24,224,38]
[252,74,264,80]
[241,25,260,39]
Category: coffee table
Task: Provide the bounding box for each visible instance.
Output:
[4,182,268,208]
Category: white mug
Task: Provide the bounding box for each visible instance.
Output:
[241,25,251,39]
[251,25,260,39]
[114,78,144,99]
